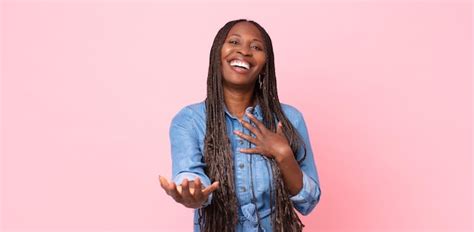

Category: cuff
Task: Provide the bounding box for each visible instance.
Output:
[290,171,316,203]
[173,172,213,208]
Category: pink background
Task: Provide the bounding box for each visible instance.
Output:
[1,0,472,231]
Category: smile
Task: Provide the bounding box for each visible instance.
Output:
[228,59,251,74]
[230,59,250,69]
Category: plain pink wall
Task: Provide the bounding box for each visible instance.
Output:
[1,0,472,231]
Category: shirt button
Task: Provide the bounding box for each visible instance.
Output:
[238,140,244,145]
[241,186,246,192]
[239,163,244,169]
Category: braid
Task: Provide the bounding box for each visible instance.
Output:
[200,19,307,232]
[199,19,242,232]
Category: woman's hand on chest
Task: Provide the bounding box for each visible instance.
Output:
[233,112,294,163]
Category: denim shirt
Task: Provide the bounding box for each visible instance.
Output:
[169,100,321,232]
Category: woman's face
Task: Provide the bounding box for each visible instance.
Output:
[220,22,267,89]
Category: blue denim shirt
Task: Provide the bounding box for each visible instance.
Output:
[169,100,321,232]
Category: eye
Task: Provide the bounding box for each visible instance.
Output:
[229,40,239,45]
[252,45,263,51]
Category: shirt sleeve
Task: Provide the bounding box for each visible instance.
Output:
[289,111,322,215]
[169,106,213,208]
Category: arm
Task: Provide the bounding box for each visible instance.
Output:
[286,112,322,215]
[236,111,321,215]
[274,148,304,196]
[160,106,218,208]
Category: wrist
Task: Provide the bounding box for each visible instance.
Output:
[274,147,293,163]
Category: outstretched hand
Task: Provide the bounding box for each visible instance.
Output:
[159,175,219,209]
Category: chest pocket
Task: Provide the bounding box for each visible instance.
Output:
[254,156,272,193]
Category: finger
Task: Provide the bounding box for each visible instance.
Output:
[181,178,193,200]
[193,177,204,200]
[240,148,272,159]
[246,112,267,133]
[233,130,259,144]
[159,175,168,188]
[168,182,183,203]
[202,181,220,196]
[240,119,262,137]
[159,175,171,194]
[239,147,260,154]
[276,121,284,135]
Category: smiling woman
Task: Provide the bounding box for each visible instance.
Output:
[221,24,266,87]
[159,19,322,232]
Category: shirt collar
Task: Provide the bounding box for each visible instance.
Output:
[223,101,262,120]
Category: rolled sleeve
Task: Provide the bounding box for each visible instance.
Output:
[290,171,321,215]
[288,109,322,215]
[170,106,213,208]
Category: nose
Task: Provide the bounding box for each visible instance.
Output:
[237,46,252,57]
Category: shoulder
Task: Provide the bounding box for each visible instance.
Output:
[280,102,304,125]
[171,100,206,124]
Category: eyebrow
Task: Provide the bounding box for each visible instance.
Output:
[229,33,263,43]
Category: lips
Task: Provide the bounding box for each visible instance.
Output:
[229,59,250,69]
[227,57,253,75]
[230,65,250,74]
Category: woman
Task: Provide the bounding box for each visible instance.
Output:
[159,19,321,232]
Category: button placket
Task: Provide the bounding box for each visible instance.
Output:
[233,119,244,151]
[238,117,248,149]
[234,118,250,197]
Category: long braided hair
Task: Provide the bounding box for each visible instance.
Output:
[199,19,307,232]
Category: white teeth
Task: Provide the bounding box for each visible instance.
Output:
[230,60,250,70]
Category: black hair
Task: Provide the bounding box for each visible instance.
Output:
[200,19,306,232]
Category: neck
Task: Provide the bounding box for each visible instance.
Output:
[223,86,257,120]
